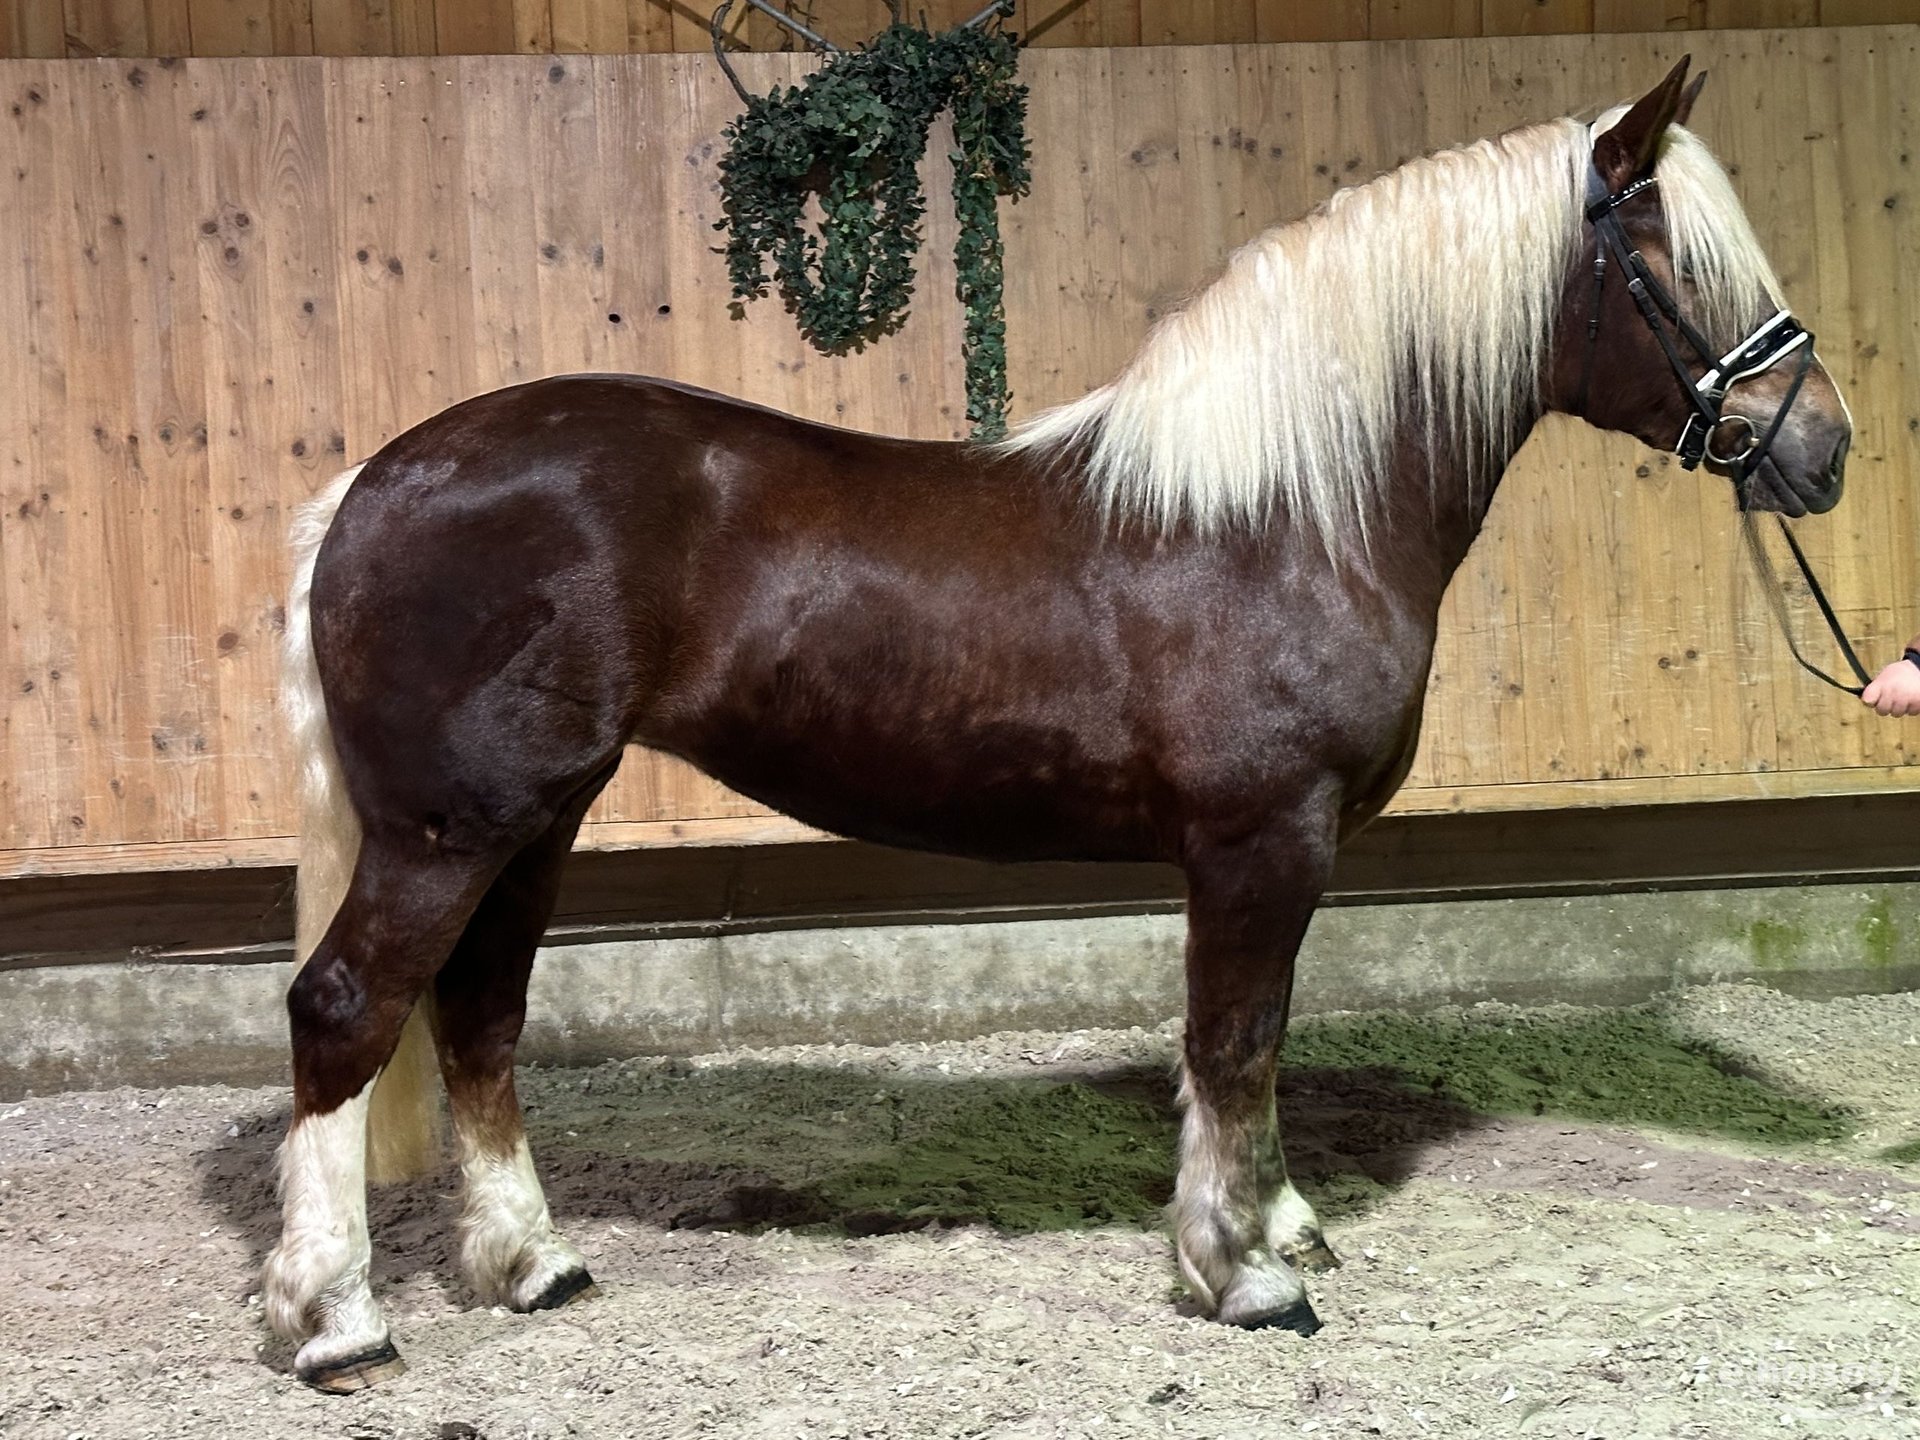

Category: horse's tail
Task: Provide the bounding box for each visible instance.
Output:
[285,463,443,1184]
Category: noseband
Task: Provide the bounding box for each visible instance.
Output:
[1576,163,1869,696]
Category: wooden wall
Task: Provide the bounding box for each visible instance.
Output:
[0,28,1915,878]
[1,0,1916,60]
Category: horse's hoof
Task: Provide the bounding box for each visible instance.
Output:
[301,1339,407,1394]
[1294,1242,1342,1273]
[522,1267,598,1313]
[1239,1300,1323,1337]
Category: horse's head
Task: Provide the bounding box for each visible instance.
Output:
[1549,58,1851,518]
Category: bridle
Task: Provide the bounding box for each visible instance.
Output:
[1576,165,1816,487]
[1575,161,1869,696]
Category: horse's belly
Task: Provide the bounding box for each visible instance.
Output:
[660,707,1164,864]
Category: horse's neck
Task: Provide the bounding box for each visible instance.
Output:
[1368,404,1548,611]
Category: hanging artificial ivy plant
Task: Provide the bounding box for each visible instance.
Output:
[713,16,1031,438]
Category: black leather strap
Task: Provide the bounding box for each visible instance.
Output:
[1741,511,1872,697]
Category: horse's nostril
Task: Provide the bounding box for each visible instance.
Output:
[1828,433,1850,484]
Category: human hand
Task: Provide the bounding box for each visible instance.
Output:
[1861,655,1920,717]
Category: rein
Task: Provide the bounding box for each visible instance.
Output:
[1578,164,1870,697]
[1739,509,1874,696]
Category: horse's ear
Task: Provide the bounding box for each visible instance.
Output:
[1593,55,1691,190]
[1673,70,1707,127]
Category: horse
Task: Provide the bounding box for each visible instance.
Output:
[260,57,1851,1389]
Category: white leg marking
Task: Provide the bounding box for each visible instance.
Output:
[457,1134,586,1309]
[1266,1181,1324,1251]
[1171,1084,1237,1310]
[1172,1065,1314,1325]
[262,1078,392,1374]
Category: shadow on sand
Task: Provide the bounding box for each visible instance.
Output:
[198,1000,1857,1295]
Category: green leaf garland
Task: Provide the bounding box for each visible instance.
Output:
[714,23,1031,439]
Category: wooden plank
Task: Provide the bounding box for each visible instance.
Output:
[1591,0,1695,27]
[0,3,70,56]
[187,59,338,839]
[1140,0,1257,45]
[461,53,544,387]
[584,52,678,828]
[1700,0,1823,26]
[0,62,75,850]
[0,863,297,962]
[309,0,434,55]
[47,59,219,852]
[326,57,479,455]
[129,59,226,843]
[390,0,437,54]
[62,1,176,56]
[1370,0,1483,40]
[1008,37,1133,418]
[1381,38,1488,793]
[548,0,629,52]
[310,0,387,53]
[1103,43,1192,406]
[186,0,275,55]
[510,0,552,50]
[1255,0,1367,41]
[1020,0,1143,47]
[436,0,519,53]
[1731,27,1853,777]
[1482,1,1596,36]
[1387,761,1920,813]
[1820,0,1920,22]
[1787,24,1886,772]
[624,0,682,53]
[269,0,315,54]
[529,52,612,375]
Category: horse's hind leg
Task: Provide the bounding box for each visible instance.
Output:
[1174,816,1338,1332]
[430,785,607,1312]
[263,840,500,1389]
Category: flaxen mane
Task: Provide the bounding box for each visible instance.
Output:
[1001,113,1786,554]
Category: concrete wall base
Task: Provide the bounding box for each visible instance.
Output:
[4,881,1915,1097]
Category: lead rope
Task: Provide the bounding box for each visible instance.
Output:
[1738,510,1873,697]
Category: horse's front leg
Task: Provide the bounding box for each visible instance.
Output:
[1175,817,1338,1332]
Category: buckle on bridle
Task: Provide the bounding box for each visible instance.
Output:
[1675,413,1711,469]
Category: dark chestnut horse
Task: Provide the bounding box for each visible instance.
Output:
[264,59,1850,1388]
